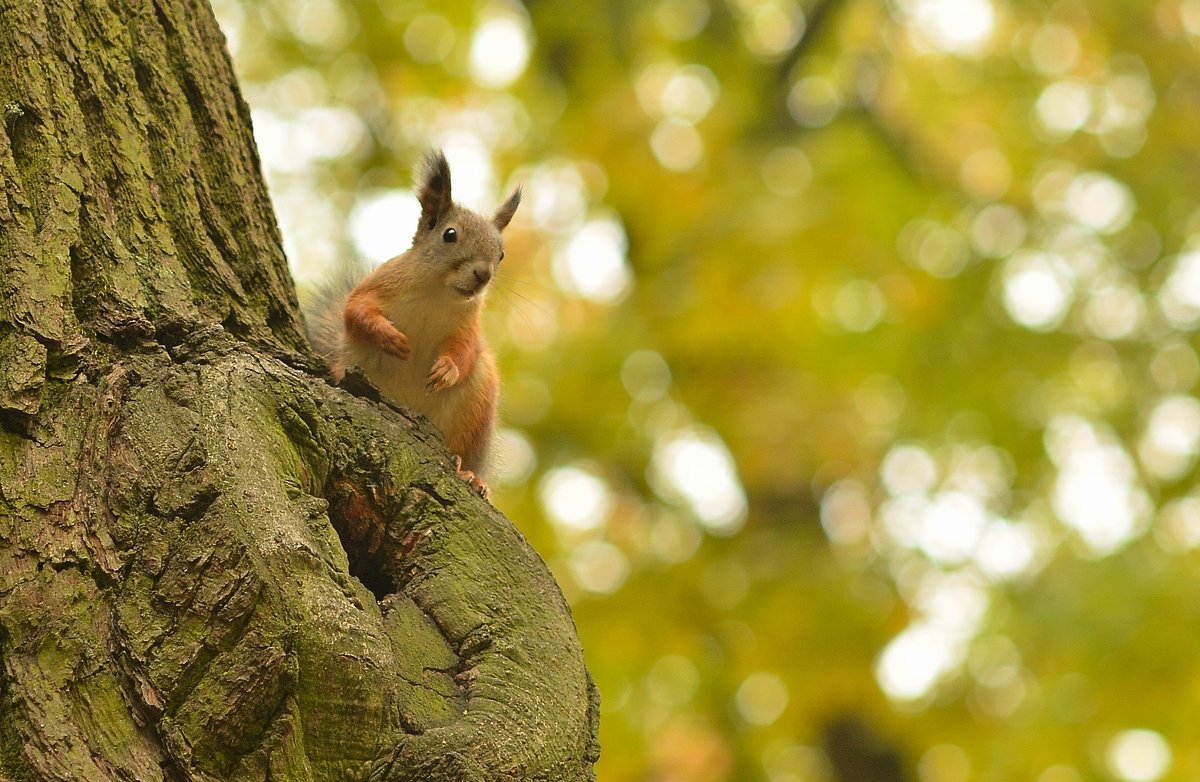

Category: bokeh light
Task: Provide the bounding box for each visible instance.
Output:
[651,428,748,535]
[539,464,613,534]
[1047,417,1152,555]
[348,189,419,264]
[899,0,996,55]
[1106,730,1172,782]
[469,12,531,89]
[875,622,964,703]
[735,672,790,726]
[551,216,632,302]
[917,744,970,782]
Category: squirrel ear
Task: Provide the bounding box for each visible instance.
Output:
[493,186,522,231]
[417,150,453,231]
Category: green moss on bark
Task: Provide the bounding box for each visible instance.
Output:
[0,674,34,782]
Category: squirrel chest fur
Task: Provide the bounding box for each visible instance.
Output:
[311,151,521,498]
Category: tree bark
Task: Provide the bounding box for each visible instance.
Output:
[0,0,599,780]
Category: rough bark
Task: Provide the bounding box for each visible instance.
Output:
[0,0,599,780]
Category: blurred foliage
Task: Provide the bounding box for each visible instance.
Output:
[216,0,1200,779]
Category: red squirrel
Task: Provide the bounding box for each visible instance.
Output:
[308,151,520,499]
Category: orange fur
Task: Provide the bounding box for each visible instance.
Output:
[344,288,409,360]
[434,318,483,383]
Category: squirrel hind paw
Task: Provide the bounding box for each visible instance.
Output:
[450,455,491,500]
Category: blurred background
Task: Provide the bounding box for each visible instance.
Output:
[213,0,1200,779]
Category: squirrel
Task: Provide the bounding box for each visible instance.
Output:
[306,150,521,499]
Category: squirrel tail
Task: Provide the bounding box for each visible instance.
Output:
[300,260,367,367]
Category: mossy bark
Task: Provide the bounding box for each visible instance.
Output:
[0,0,599,780]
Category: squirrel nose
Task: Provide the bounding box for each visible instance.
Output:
[473,267,492,286]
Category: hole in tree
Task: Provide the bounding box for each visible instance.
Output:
[326,478,396,603]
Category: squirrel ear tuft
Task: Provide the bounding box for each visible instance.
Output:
[417,150,453,231]
[493,186,522,231]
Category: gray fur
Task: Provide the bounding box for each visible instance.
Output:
[302,260,365,365]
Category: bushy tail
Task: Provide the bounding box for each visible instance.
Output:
[299,261,367,368]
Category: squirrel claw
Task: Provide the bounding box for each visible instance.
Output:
[460,470,490,500]
[427,356,460,393]
[451,455,490,500]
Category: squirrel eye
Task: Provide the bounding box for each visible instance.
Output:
[443,227,457,243]
[499,251,505,263]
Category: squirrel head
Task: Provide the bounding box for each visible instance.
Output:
[408,150,521,305]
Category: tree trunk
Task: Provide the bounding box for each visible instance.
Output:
[0,0,600,779]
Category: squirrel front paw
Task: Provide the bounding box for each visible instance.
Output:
[426,356,460,393]
[381,327,410,360]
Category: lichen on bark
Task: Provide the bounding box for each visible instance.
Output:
[0,0,599,779]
